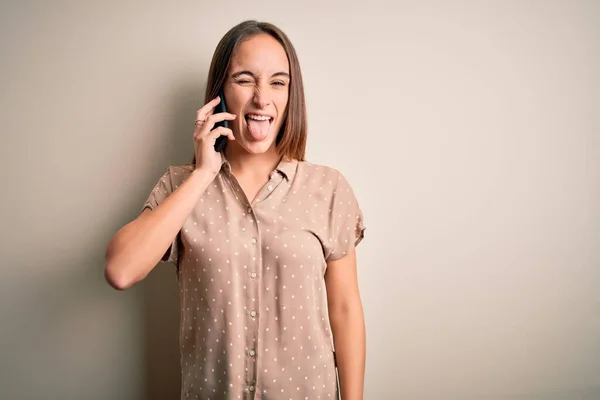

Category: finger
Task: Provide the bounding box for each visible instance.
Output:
[194,125,233,141]
[207,126,235,142]
[207,112,237,124]
[196,96,222,120]
[193,120,207,137]
[194,113,236,138]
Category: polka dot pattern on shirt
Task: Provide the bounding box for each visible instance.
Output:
[142,154,365,399]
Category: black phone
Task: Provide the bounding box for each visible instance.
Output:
[213,88,228,152]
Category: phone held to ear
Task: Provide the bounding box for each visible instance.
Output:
[214,88,228,152]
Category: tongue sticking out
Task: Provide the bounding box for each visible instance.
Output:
[246,118,271,141]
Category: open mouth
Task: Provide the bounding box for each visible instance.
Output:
[244,114,274,123]
[244,114,274,140]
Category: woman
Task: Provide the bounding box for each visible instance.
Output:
[105,20,366,400]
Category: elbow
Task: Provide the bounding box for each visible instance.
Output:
[104,263,135,291]
[104,239,139,290]
[104,249,141,291]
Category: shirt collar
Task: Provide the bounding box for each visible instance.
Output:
[274,157,297,181]
[220,152,297,181]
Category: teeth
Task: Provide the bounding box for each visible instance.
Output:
[247,114,271,121]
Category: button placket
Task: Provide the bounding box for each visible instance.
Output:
[244,208,261,396]
[253,174,282,204]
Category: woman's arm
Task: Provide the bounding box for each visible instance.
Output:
[104,168,214,290]
[325,247,366,399]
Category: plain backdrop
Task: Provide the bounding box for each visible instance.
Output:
[1,1,599,399]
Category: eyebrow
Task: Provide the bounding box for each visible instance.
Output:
[231,70,290,80]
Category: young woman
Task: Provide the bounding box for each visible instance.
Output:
[105,20,366,400]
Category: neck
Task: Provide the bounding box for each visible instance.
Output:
[224,144,281,180]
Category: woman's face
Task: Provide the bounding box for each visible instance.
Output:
[223,33,290,155]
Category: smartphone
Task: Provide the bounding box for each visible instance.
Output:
[213,88,228,152]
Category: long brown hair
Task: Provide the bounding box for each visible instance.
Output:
[192,20,307,164]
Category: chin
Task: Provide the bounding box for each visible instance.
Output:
[239,138,277,154]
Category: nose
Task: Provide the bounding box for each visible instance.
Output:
[252,83,271,109]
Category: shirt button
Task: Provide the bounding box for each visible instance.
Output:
[250,310,257,317]
[247,207,252,213]
[249,349,256,356]
[267,185,273,191]
[250,238,257,245]
[250,272,257,279]
[248,385,255,392]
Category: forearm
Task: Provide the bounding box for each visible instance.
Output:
[329,302,366,399]
[105,168,214,289]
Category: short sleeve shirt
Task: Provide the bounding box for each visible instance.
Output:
[142,154,365,400]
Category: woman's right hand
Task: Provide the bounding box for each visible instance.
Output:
[193,96,236,175]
